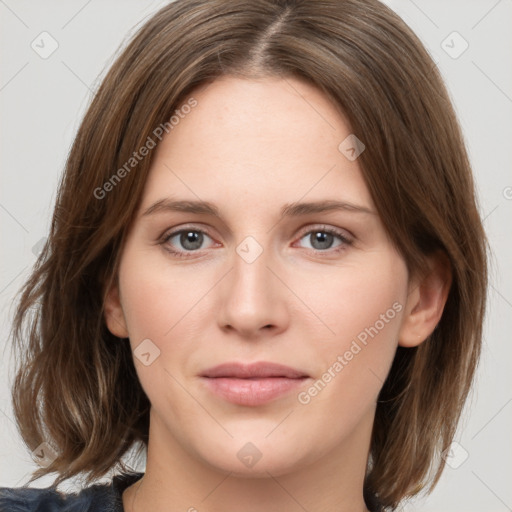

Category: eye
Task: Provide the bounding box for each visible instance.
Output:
[295,226,353,253]
[161,228,215,257]
[159,224,353,259]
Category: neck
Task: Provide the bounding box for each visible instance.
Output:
[124,410,373,512]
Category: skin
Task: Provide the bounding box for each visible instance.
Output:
[104,75,451,512]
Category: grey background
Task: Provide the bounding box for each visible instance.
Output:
[1,1,511,510]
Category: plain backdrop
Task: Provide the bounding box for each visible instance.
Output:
[1,1,511,510]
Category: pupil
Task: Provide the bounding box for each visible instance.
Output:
[312,232,332,250]
[181,231,202,250]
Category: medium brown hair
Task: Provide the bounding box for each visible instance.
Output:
[9,0,487,509]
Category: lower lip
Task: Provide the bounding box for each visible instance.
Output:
[201,377,309,406]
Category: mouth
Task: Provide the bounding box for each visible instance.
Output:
[199,361,310,406]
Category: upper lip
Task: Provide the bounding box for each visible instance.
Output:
[200,361,309,379]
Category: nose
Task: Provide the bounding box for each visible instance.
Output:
[216,237,290,339]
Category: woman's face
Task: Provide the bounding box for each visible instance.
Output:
[106,75,413,477]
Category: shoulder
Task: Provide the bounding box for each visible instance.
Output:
[0,485,66,512]
[0,472,144,512]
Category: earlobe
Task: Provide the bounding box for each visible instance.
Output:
[398,251,452,348]
[103,279,129,339]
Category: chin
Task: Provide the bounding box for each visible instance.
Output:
[193,435,316,478]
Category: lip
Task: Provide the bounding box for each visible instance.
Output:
[201,361,309,379]
[200,361,310,406]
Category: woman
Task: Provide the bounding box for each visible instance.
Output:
[0,0,487,510]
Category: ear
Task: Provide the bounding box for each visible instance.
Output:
[398,250,452,347]
[103,278,129,338]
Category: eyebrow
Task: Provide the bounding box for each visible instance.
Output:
[142,198,376,220]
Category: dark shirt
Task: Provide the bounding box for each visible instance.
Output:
[1,472,383,511]
[0,471,143,512]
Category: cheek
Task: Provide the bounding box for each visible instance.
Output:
[298,253,407,415]
[117,246,203,342]
[116,247,202,409]
[299,252,407,346]
[116,243,221,406]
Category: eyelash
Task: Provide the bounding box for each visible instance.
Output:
[159,225,354,259]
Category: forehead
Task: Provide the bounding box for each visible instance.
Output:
[140,76,375,215]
